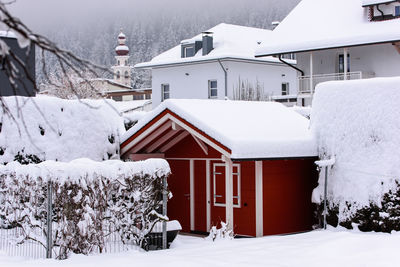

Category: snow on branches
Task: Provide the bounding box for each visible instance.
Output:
[0,159,171,259]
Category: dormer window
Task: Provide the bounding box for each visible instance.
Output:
[181,40,203,58]
[183,46,195,58]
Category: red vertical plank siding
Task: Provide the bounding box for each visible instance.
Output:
[233,161,256,237]
[165,135,222,159]
[194,160,207,232]
[167,160,191,232]
[262,159,318,236]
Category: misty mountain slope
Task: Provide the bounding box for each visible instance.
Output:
[8,0,300,89]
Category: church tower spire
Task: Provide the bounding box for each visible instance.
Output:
[111,31,131,87]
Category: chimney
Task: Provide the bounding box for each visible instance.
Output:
[271,21,280,30]
[202,31,214,56]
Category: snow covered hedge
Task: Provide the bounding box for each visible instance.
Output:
[0,95,126,164]
[311,77,400,232]
[0,158,170,259]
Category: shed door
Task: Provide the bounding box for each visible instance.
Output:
[211,163,240,228]
[167,160,191,232]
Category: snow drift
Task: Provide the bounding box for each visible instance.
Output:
[0,95,126,164]
[311,77,400,231]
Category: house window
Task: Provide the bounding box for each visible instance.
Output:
[184,46,195,58]
[282,83,289,95]
[161,84,170,101]
[395,6,400,16]
[112,95,122,101]
[116,71,120,79]
[124,71,129,79]
[338,54,350,73]
[213,163,241,208]
[282,53,296,60]
[208,80,218,99]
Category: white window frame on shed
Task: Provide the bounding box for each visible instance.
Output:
[281,82,289,96]
[161,84,170,102]
[213,163,241,208]
[208,80,218,99]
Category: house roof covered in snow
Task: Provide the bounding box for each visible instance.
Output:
[121,99,317,160]
[0,31,16,39]
[135,23,292,69]
[91,78,133,90]
[362,0,398,7]
[255,0,400,57]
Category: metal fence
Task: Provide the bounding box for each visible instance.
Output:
[0,177,168,259]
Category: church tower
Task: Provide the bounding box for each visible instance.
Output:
[111,31,131,87]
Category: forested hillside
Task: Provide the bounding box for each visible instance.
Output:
[13,0,300,89]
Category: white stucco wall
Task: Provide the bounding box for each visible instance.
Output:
[226,60,298,99]
[150,60,297,108]
[297,43,400,77]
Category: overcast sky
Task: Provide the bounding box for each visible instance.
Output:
[7,0,300,33]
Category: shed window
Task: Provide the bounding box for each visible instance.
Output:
[396,6,400,16]
[213,163,241,208]
[208,80,218,99]
[281,83,289,96]
[161,84,170,102]
[184,46,195,58]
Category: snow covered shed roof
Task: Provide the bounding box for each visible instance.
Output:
[255,0,400,57]
[135,23,290,69]
[121,99,317,160]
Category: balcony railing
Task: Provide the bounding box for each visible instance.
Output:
[298,71,373,95]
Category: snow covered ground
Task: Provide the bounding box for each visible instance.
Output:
[1,229,399,267]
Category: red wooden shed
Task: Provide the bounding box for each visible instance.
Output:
[120,99,318,237]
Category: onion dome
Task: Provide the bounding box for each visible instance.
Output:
[115,31,129,56]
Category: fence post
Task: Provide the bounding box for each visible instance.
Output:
[46,181,53,259]
[162,176,167,250]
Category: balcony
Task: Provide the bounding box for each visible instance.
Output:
[298,71,374,95]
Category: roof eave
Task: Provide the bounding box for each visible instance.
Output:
[135,56,292,69]
[231,155,318,162]
[362,0,398,7]
[255,38,400,58]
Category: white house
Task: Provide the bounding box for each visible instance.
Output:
[135,23,298,108]
[255,0,400,106]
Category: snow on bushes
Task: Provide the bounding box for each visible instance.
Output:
[0,95,126,164]
[0,158,170,259]
[207,222,234,241]
[311,77,400,232]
